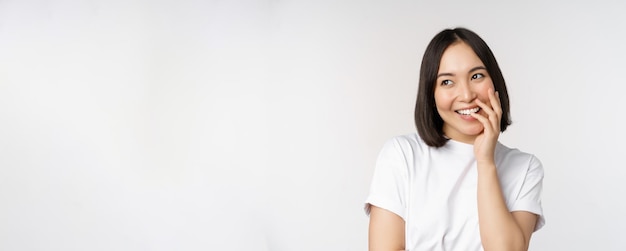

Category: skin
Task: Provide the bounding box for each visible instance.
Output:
[368,42,538,251]
[368,206,405,251]
[435,42,494,145]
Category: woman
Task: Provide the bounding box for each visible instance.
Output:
[364,28,545,251]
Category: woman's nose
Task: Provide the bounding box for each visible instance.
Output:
[457,81,476,101]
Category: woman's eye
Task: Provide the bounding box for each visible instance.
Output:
[441,80,453,86]
[471,73,484,80]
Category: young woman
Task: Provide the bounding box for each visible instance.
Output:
[364,28,545,251]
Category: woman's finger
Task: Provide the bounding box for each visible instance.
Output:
[475,99,498,130]
[470,112,494,135]
[489,90,502,122]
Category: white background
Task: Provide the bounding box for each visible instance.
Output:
[1,0,625,250]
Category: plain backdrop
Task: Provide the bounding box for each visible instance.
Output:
[1,0,625,250]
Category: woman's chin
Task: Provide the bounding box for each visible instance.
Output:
[460,125,485,137]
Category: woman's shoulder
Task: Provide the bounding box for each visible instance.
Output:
[385,132,423,145]
[496,142,543,169]
[381,132,428,153]
[496,142,535,157]
[388,132,420,142]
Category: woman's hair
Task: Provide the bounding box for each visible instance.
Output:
[415,27,511,147]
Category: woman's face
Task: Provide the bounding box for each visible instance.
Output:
[434,42,495,144]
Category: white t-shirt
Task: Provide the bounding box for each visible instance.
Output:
[365,133,545,251]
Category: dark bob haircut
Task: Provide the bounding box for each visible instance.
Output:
[415,27,511,147]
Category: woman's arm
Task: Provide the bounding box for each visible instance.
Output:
[476,162,537,251]
[368,205,405,251]
[471,89,538,251]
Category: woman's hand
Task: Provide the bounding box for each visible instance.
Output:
[470,88,502,165]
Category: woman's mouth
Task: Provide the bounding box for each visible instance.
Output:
[456,107,480,115]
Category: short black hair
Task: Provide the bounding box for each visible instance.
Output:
[415,27,511,147]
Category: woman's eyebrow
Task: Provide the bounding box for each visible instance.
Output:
[437,65,487,78]
[437,72,454,78]
[469,66,487,73]
[437,66,487,78]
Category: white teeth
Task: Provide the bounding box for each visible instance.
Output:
[457,107,480,115]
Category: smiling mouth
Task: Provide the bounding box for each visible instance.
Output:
[456,107,480,115]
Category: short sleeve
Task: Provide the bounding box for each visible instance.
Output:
[364,138,409,220]
[510,155,545,231]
